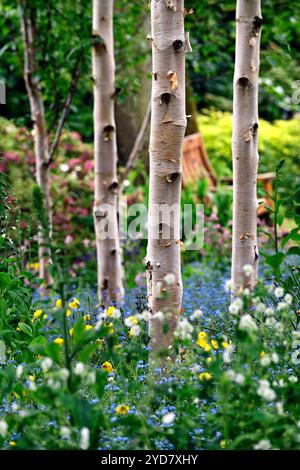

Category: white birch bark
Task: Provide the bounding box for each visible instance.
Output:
[19,4,52,284]
[147,0,188,352]
[92,0,124,305]
[232,0,262,294]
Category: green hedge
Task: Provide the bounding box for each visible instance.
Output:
[198,111,300,177]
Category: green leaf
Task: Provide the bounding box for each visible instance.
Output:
[287,246,300,256]
[18,322,33,337]
[94,371,107,400]
[73,317,85,345]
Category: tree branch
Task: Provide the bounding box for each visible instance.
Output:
[47,55,82,165]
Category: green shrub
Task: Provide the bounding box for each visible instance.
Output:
[198,111,300,177]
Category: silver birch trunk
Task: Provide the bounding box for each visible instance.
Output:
[147,0,188,352]
[92,0,124,305]
[231,0,262,294]
[19,5,52,284]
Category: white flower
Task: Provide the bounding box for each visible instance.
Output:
[94,320,103,331]
[243,288,250,297]
[277,301,288,311]
[12,403,19,412]
[257,379,276,401]
[274,287,284,298]
[60,426,71,439]
[16,365,24,379]
[124,317,138,328]
[224,279,232,293]
[0,420,8,437]
[111,309,121,319]
[275,322,284,333]
[291,349,300,365]
[174,318,194,340]
[271,352,279,364]
[239,314,258,332]
[288,375,298,383]
[223,345,235,364]
[284,293,293,305]
[243,264,253,277]
[265,307,275,316]
[225,369,244,384]
[260,355,271,367]
[164,273,176,285]
[256,302,266,313]
[229,298,243,315]
[254,439,272,450]
[79,427,90,450]
[276,402,284,415]
[74,362,85,375]
[130,325,141,336]
[139,310,150,321]
[265,317,276,327]
[190,309,203,321]
[60,163,69,172]
[162,412,176,425]
[41,357,53,372]
[59,368,70,381]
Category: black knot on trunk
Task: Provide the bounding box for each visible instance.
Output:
[237,77,252,90]
[103,125,114,141]
[253,16,263,35]
[108,181,118,192]
[160,93,172,105]
[252,122,259,134]
[166,172,181,183]
[110,249,116,256]
[173,39,183,50]
[102,279,109,290]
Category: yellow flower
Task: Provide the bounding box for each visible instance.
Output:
[199,372,213,382]
[16,327,21,332]
[116,405,130,415]
[43,314,47,320]
[222,341,230,349]
[33,309,43,320]
[107,306,116,317]
[26,262,39,271]
[108,322,114,334]
[83,314,91,322]
[127,316,138,326]
[206,357,213,364]
[29,375,35,382]
[55,298,62,308]
[69,328,74,337]
[260,351,266,358]
[198,331,207,339]
[96,338,103,346]
[220,439,227,449]
[102,361,113,373]
[69,297,80,309]
[66,309,71,317]
[9,441,17,446]
[211,339,219,350]
[85,325,93,331]
[53,338,64,346]
[196,337,212,352]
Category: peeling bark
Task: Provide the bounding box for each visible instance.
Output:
[147,0,188,352]
[92,0,124,305]
[232,0,262,293]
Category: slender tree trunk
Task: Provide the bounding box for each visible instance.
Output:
[19,2,52,284]
[147,0,188,352]
[92,0,124,305]
[231,0,262,293]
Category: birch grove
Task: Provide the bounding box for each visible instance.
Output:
[231,0,262,294]
[147,0,189,352]
[92,0,124,305]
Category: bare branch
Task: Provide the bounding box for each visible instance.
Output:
[47,56,82,165]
